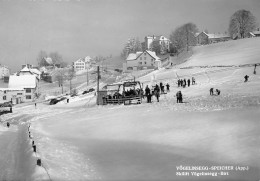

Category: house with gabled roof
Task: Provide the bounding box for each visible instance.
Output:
[196,31,231,45]
[123,50,161,72]
[8,74,38,102]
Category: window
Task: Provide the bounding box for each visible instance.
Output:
[17,93,23,95]
[3,96,6,100]
[26,95,31,99]
[144,62,147,64]
[25,89,31,93]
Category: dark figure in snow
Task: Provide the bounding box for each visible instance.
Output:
[140,88,144,99]
[254,64,257,74]
[147,93,152,103]
[145,86,151,102]
[67,99,69,103]
[176,91,183,103]
[7,122,10,128]
[154,89,160,102]
[192,77,195,85]
[180,79,183,87]
[155,84,160,94]
[166,83,170,92]
[244,75,249,82]
[210,88,214,95]
[216,89,221,95]
[183,79,186,88]
[160,82,163,92]
[187,79,190,87]
[35,103,37,109]
[177,79,180,87]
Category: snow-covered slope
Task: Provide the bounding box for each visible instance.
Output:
[180,38,260,67]
[1,38,260,181]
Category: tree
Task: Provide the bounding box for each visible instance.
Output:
[150,40,161,55]
[121,37,142,59]
[169,23,198,53]
[56,69,66,93]
[49,52,63,65]
[67,68,76,94]
[37,50,48,67]
[229,9,257,39]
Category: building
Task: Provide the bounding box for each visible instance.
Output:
[17,66,41,80]
[144,35,171,53]
[196,32,231,45]
[123,50,161,72]
[72,56,93,71]
[0,88,25,104]
[0,65,10,79]
[251,30,260,37]
[8,75,38,102]
[73,58,86,71]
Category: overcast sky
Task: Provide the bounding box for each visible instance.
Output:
[0,0,259,71]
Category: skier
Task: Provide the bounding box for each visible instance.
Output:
[7,122,10,128]
[244,75,249,82]
[210,88,214,95]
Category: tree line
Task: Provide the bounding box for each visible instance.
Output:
[37,50,67,67]
[121,9,258,58]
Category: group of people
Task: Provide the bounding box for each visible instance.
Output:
[145,82,170,103]
[209,88,221,96]
[177,77,195,88]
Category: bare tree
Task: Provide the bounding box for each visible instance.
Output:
[56,69,66,93]
[170,23,198,54]
[37,50,48,67]
[67,68,76,94]
[229,9,257,39]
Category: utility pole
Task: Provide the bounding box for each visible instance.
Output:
[96,66,100,105]
[87,68,89,86]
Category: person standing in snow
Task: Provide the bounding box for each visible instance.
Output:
[180,79,183,87]
[244,75,249,82]
[216,89,221,95]
[154,88,160,102]
[187,79,190,87]
[183,79,186,88]
[176,91,182,103]
[210,88,214,95]
[35,103,37,109]
[177,79,180,87]
[7,122,10,128]
[166,83,170,92]
[145,85,150,102]
[192,77,195,85]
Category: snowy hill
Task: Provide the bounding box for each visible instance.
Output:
[0,38,260,180]
[180,38,260,67]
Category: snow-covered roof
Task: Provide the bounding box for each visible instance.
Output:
[126,53,137,61]
[8,75,37,89]
[201,32,230,39]
[252,30,260,35]
[126,50,161,62]
[146,50,161,61]
[20,66,31,72]
[30,68,41,75]
[45,57,53,65]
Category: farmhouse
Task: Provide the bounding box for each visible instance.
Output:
[144,35,171,52]
[123,50,161,72]
[196,31,231,45]
[8,75,38,102]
